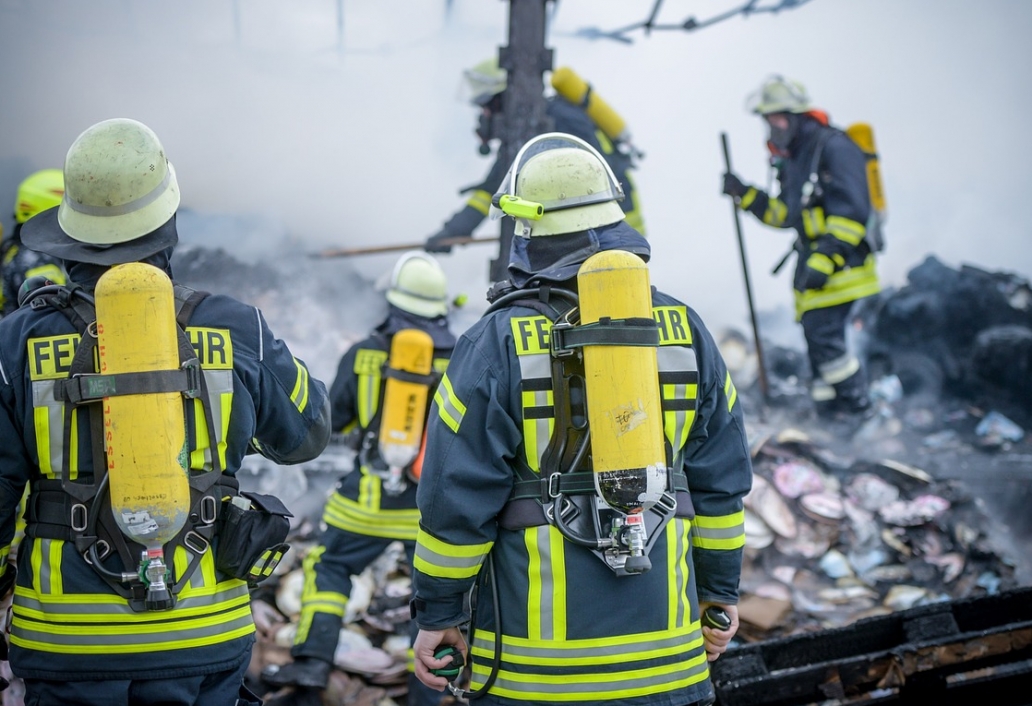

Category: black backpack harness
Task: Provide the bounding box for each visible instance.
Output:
[21,283,242,612]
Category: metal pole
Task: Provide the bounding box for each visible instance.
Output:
[721,132,770,405]
[311,236,498,259]
[488,0,554,283]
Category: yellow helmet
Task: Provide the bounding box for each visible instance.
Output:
[384,251,449,319]
[58,118,180,245]
[15,169,64,224]
[491,132,625,237]
[747,75,812,115]
[464,57,507,106]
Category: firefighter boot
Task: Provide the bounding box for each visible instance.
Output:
[261,656,332,689]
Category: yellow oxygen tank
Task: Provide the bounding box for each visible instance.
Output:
[845,123,886,215]
[95,262,190,609]
[551,66,630,143]
[378,328,434,492]
[577,250,666,516]
[845,123,887,252]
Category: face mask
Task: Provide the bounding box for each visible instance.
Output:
[768,113,799,152]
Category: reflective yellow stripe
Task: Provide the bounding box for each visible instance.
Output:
[467,189,493,216]
[323,491,419,540]
[667,518,691,631]
[354,349,387,428]
[296,545,347,644]
[468,625,709,699]
[794,256,881,318]
[724,371,738,413]
[802,206,826,237]
[692,510,746,550]
[763,198,788,226]
[807,252,835,275]
[414,529,490,579]
[826,214,866,246]
[11,565,254,653]
[739,187,758,210]
[526,525,567,642]
[24,263,66,284]
[434,374,466,433]
[289,357,310,413]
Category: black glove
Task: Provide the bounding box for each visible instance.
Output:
[424,230,454,254]
[722,172,748,199]
[799,266,830,291]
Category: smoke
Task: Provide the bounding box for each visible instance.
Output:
[3,1,1031,339]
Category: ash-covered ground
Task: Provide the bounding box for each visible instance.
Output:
[160,226,1032,704]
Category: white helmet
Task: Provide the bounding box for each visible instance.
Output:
[384,251,449,319]
[490,132,625,238]
[58,118,180,245]
[747,75,812,115]
[464,57,507,106]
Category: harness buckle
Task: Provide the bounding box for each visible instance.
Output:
[183,531,210,555]
[83,540,111,565]
[70,503,88,532]
[655,492,677,515]
[199,495,218,524]
[182,359,202,399]
[547,472,562,499]
[549,322,576,358]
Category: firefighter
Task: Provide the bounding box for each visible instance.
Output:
[1,169,68,317]
[722,75,881,422]
[424,57,645,253]
[411,133,752,706]
[263,251,455,705]
[0,118,331,705]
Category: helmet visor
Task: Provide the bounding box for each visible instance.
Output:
[489,132,624,223]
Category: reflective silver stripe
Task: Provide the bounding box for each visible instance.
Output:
[253,308,264,361]
[516,350,552,471]
[657,347,697,452]
[0,358,7,385]
[472,628,702,661]
[414,541,485,575]
[819,353,860,385]
[323,492,419,540]
[63,169,171,217]
[826,214,866,246]
[527,525,557,640]
[191,369,232,471]
[474,656,710,698]
[32,380,66,478]
[692,523,745,542]
[11,608,254,649]
[434,375,466,432]
[811,379,836,401]
[468,625,709,696]
[670,519,690,628]
[13,581,250,617]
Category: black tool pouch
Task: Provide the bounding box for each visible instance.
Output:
[216,492,293,587]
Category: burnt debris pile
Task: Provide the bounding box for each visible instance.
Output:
[736,427,1019,643]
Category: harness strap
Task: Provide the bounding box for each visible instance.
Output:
[383,367,438,386]
[509,467,690,503]
[26,283,224,608]
[550,317,659,354]
[56,367,200,405]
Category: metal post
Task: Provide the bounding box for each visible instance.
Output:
[488,0,554,284]
[721,132,770,406]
